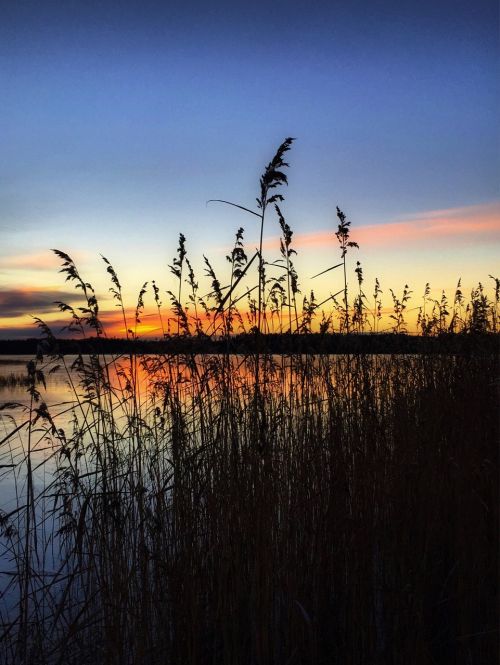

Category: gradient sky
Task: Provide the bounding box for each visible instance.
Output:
[1,0,498,337]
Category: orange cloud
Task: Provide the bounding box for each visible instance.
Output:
[263,202,500,251]
[1,250,89,271]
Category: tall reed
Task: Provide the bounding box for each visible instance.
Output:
[1,347,496,664]
[0,139,498,665]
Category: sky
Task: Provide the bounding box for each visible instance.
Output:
[1,0,498,337]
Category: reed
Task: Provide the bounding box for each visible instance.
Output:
[1,349,496,664]
[0,140,498,664]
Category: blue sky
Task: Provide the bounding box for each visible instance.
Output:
[1,0,498,336]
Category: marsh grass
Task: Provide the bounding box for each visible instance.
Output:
[0,350,497,664]
[0,140,498,664]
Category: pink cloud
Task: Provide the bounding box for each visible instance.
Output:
[2,250,89,271]
[263,202,500,251]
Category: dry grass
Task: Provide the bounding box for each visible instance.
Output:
[0,350,497,664]
[0,140,498,664]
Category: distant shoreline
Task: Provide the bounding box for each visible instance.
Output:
[0,332,497,356]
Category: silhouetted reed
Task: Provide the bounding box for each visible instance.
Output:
[0,140,497,665]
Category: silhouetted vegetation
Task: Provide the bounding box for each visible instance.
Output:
[0,332,498,360]
[0,140,498,664]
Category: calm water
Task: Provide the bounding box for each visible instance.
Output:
[0,350,414,614]
[0,350,347,508]
[0,354,160,616]
[1,356,79,504]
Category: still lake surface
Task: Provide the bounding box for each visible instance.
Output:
[1,356,79,507]
[1,353,182,617]
[1,350,338,513]
[0,350,356,516]
[0,350,446,616]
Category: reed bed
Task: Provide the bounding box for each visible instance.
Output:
[0,350,497,664]
[0,139,498,663]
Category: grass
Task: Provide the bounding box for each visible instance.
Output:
[0,140,498,664]
[0,352,497,664]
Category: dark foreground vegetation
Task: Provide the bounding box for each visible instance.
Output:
[1,140,498,663]
[0,351,498,665]
[0,332,498,358]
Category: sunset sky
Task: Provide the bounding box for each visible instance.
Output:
[1,0,498,337]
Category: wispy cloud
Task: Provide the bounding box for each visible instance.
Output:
[0,288,84,319]
[0,304,169,339]
[1,252,60,271]
[263,202,500,251]
[1,250,89,272]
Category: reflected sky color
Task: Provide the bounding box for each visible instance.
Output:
[1,0,498,337]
